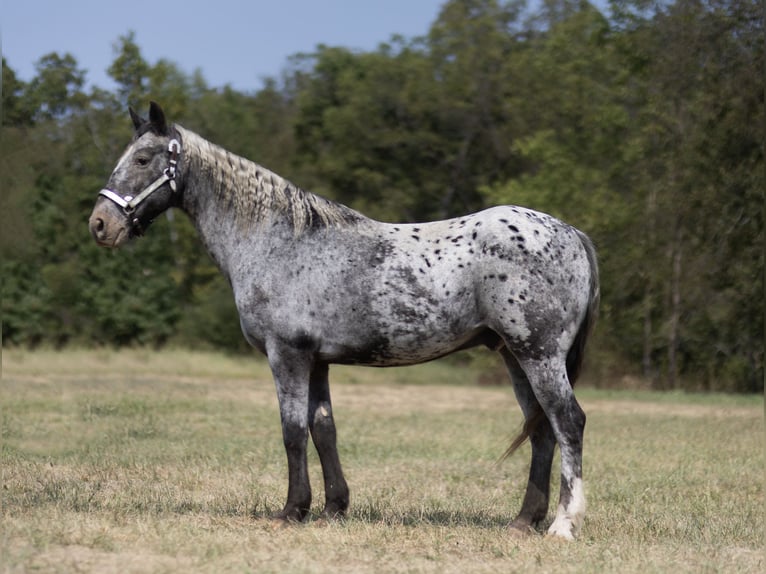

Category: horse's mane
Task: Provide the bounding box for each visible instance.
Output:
[177,126,365,233]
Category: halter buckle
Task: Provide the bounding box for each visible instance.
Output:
[166,139,180,180]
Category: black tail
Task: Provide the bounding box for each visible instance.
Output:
[502,230,600,459]
[565,230,600,384]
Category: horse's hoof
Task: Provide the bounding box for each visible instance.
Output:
[320,509,346,522]
[545,522,576,541]
[546,515,579,540]
[269,511,305,529]
[507,521,538,539]
[313,510,345,528]
[312,517,331,528]
[269,517,292,530]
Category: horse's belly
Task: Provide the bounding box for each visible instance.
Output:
[319,319,492,367]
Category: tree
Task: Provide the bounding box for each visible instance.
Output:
[2,58,34,126]
[26,52,88,120]
[108,31,150,106]
[624,0,763,390]
[291,1,529,222]
[1,3,761,390]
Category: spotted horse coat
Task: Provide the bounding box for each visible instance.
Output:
[89,102,599,540]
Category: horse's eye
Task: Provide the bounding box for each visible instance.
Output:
[135,156,150,167]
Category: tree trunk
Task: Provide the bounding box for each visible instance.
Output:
[667,223,683,389]
[643,186,658,384]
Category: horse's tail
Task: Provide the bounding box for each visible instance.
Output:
[502,229,600,459]
[565,230,600,384]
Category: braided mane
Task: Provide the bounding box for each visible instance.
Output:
[178,126,365,233]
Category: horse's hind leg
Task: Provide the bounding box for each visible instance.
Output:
[500,347,557,533]
[517,355,586,540]
[308,363,350,519]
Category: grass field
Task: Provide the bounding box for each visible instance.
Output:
[1,349,763,573]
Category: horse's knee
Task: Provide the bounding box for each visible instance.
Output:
[282,420,308,451]
[311,402,333,426]
[310,403,337,440]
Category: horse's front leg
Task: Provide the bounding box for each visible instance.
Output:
[308,362,349,519]
[268,344,313,523]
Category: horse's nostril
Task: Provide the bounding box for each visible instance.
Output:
[95,218,105,232]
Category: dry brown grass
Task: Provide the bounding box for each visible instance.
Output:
[2,349,763,573]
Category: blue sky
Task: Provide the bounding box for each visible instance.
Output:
[3,0,449,93]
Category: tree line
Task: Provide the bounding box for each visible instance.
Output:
[2,0,762,392]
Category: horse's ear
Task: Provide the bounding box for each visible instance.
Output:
[129,106,145,131]
[148,101,169,135]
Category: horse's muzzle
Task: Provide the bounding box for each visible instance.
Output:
[89,199,129,248]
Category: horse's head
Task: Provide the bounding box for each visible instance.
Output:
[89,102,182,247]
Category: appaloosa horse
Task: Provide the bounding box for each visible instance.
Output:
[89,102,599,539]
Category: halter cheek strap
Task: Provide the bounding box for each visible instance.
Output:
[98,138,180,224]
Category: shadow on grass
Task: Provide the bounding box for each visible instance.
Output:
[250,502,521,530]
[6,471,537,532]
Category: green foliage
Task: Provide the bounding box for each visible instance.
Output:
[2,260,50,346]
[1,0,762,392]
[2,59,34,126]
[108,31,150,106]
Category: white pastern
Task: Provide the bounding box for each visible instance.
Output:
[547,477,586,540]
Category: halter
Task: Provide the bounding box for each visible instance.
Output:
[98,138,181,234]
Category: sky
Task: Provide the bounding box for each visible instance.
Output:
[3,0,449,93]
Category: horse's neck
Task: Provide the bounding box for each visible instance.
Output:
[175,126,368,274]
[176,126,276,270]
[178,126,281,219]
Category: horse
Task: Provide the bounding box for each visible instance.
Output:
[89,102,599,540]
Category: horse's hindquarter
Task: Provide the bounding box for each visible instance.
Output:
[468,206,593,358]
[233,206,591,366]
